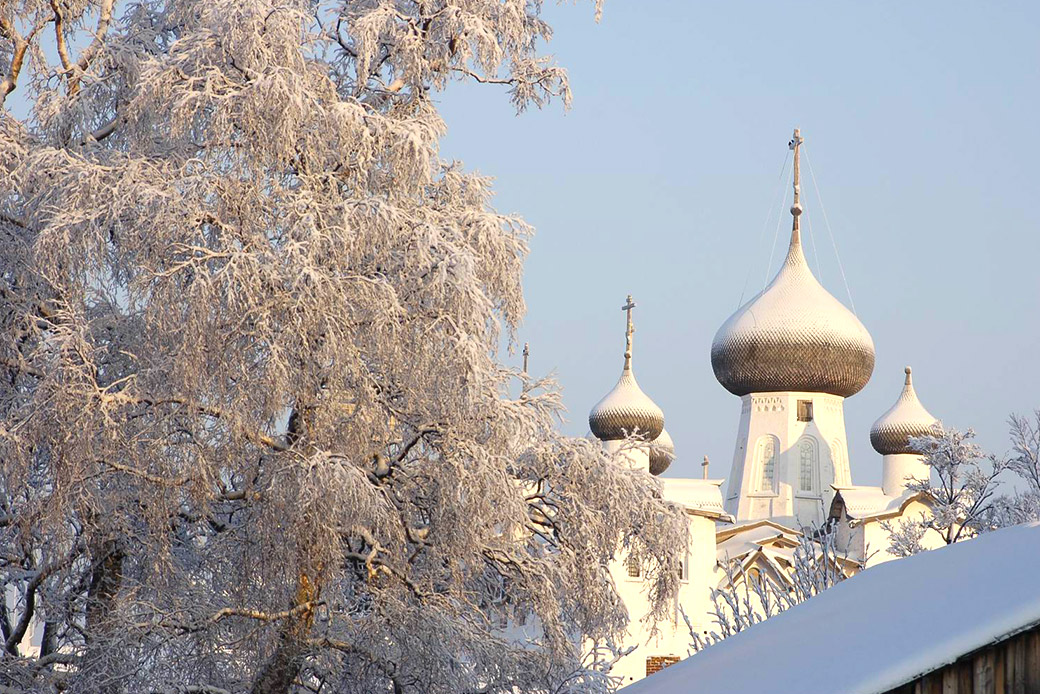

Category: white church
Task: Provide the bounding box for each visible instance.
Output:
[587,130,942,686]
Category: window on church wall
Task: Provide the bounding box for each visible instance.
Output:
[626,554,641,579]
[799,438,817,493]
[797,400,813,422]
[755,437,777,492]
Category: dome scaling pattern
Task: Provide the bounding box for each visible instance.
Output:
[870,367,939,455]
[588,366,665,442]
[649,428,675,476]
[711,231,875,398]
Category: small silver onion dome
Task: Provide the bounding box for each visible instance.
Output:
[589,295,665,442]
[588,366,665,441]
[649,428,675,476]
[711,130,874,398]
[870,366,939,455]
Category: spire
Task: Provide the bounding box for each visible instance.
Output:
[522,342,529,374]
[904,365,913,386]
[710,128,876,398]
[622,294,636,371]
[789,128,804,243]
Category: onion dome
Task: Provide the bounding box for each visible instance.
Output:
[649,428,675,476]
[711,129,875,398]
[870,366,939,455]
[588,295,665,442]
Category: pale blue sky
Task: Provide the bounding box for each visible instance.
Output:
[436,1,1040,484]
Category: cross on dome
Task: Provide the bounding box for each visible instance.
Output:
[621,294,637,369]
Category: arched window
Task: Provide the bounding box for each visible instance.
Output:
[799,437,817,493]
[755,436,777,492]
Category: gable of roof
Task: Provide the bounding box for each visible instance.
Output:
[715,519,801,544]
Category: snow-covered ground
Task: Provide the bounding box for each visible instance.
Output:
[623,522,1040,694]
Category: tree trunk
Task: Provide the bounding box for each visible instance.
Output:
[249,571,318,694]
[85,539,124,641]
[249,636,304,694]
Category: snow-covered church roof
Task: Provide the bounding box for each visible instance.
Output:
[622,522,1040,694]
[829,486,927,524]
[661,478,730,521]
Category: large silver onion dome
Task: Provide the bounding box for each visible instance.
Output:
[870,366,939,455]
[710,230,875,397]
[589,295,665,442]
[649,428,675,476]
[711,129,875,398]
[588,365,665,441]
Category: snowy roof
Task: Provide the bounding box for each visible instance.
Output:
[715,520,801,557]
[831,487,930,525]
[622,522,1040,694]
[660,478,731,521]
[830,486,926,523]
[715,519,801,546]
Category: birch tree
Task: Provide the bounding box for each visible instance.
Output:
[883,427,1009,556]
[0,1,688,692]
[981,412,1040,529]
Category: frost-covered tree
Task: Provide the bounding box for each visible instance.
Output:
[0,1,688,692]
[687,525,852,652]
[883,427,1009,556]
[981,412,1040,529]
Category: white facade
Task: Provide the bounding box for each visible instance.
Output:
[881,453,929,497]
[609,479,729,687]
[603,438,651,474]
[725,391,852,529]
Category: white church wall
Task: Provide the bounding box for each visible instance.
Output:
[604,439,651,474]
[881,453,929,497]
[725,392,847,529]
[610,513,718,687]
[859,499,942,568]
[4,584,42,657]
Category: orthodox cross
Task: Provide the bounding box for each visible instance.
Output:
[622,295,636,370]
[789,128,804,234]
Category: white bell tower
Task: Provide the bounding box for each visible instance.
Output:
[710,130,874,530]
